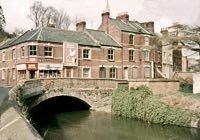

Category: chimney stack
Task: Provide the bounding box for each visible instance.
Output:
[116,12,129,23]
[160,28,169,37]
[141,21,154,32]
[76,21,86,32]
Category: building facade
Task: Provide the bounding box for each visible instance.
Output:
[0,5,162,86]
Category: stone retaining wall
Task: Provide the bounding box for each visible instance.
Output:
[129,79,180,94]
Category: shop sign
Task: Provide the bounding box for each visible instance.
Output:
[26,63,38,70]
[63,42,78,66]
[38,64,63,70]
[16,64,26,70]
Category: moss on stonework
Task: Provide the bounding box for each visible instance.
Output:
[112,85,200,127]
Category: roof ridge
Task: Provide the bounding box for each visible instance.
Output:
[85,29,101,46]
[36,27,43,40]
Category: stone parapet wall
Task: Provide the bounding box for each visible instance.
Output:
[173,72,194,84]
[193,73,200,94]
[129,79,180,95]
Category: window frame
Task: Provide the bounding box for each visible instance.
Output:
[82,67,91,78]
[144,66,151,78]
[132,67,138,79]
[144,36,149,46]
[2,50,6,62]
[109,67,116,79]
[83,48,91,59]
[2,69,5,80]
[21,46,25,58]
[108,48,114,61]
[129,49,135,61]
[29,45,37,56]
[44,46,53,57]
[129,34,134,45]
[99,67,106,78]
[12,49,16,59]
[143,50,150,61]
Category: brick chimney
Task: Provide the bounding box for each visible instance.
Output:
[141,21,154,32]
[116,12,129,23]
[160,28,168,37]
[76,21,86,32]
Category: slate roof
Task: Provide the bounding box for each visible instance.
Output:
[110,18,155,35]
[86,29,120,47]
[0,27,101,50]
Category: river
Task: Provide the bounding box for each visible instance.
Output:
[1,87,200,140]
[33,110,200,140]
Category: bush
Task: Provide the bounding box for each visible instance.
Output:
[112,85,198,127]
[179,79,193,93]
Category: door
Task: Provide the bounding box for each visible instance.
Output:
[66,68,72,78]
[29,70,35,79]
[124,67,128,79]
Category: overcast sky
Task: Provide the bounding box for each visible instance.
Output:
[1,0,200,33]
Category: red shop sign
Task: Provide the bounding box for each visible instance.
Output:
[26,63,38,70]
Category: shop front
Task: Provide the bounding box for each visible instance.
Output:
[26,63,38,79]
[38,63,63,78]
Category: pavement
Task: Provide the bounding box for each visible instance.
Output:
[0,87,12,106]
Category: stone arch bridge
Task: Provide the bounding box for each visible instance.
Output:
[9,78,127,116]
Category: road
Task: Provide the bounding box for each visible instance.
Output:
[0,87,12,105]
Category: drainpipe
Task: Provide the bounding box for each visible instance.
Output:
[121,32,124,79]
[151,61,154,79]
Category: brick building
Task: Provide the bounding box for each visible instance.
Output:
[0,3,162,86]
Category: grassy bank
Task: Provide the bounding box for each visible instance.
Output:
[112,85,200,127]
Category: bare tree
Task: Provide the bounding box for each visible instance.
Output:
[0,5,6,30]
[28,1,47,28]
[160,22,200,71]
[54,9,71,29]
[28,1,72,29]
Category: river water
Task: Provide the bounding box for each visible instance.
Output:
[33,110,200,140]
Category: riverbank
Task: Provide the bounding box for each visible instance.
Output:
[112,85,200,128]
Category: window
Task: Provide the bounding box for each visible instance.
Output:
[44,47,53,57]
[144,51,150,61]
[132,67,138,79]
[12,68,16,80]
[109,67,116,79]
[12,49,16,59]
[144,37,149,46]
[129,50,135,61]
[2,69,5,80]
[83,68,90,78]
[129,34,134,45]
[108,49,114,61]
[99,67,106,78]
[2,51,6,61]
[21,47,25,58]
[144,67,150,78]
[83,49,90,59]
[29,45,37,56]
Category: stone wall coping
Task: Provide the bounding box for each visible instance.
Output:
[128,79,179,82]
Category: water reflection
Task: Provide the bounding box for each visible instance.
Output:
[33,111,200,140]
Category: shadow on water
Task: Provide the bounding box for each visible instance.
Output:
[29,96,200,140]
[28,96,91,140]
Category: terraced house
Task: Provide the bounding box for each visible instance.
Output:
[0,4,162,86]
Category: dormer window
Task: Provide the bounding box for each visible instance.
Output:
[129,34,134,45]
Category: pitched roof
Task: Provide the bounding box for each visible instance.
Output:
[86,29,121,47]
[0,37,18,49]
[110,18,155,35]
[0,27,100,49]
